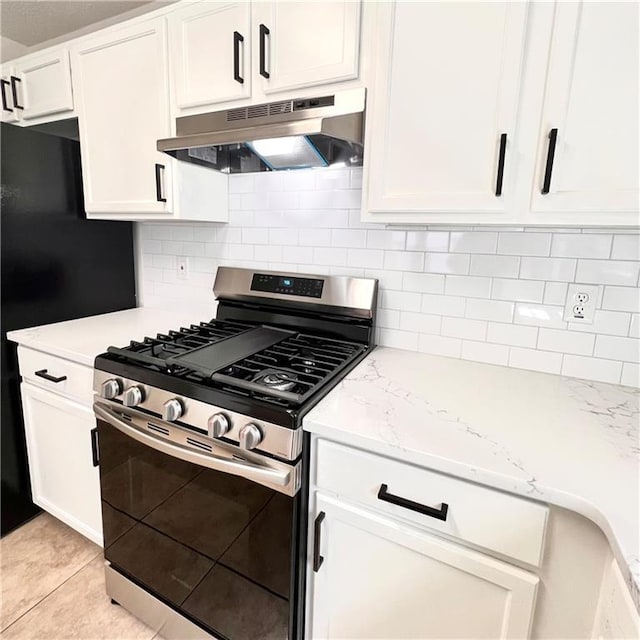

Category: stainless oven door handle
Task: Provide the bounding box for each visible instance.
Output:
[93,403,291,487]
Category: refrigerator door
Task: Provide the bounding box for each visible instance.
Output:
[1,122,137,535]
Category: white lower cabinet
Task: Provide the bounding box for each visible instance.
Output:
[309,493,539,639]
[20,382,102,545]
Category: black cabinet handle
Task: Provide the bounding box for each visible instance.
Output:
[259,24,270,79]
[35,369,67,383]
[233,31,244,84]
[10,76,23,109]
[1,79,12,112]
[90,427,99,467]
[495,133,507,197]
[377,484,448,521]
[155,163,166,202]
[313,511,326,572]
[541,128,558,194]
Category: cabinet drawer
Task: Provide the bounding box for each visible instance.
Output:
[18,346,93,405]
[314,439,548,566]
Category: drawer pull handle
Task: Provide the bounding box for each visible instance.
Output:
[35,369,67,383]
[377,483,449,522]
[10,76,23,109]
[90,427,99,467]
[495,132,507,197]
[313,511,325,572]
[259,24,270,79]
[233,31,244,84]
[541,128,558,194]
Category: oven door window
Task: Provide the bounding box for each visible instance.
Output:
[98,419,297,639]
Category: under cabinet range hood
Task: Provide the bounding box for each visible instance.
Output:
[157,88,365,174]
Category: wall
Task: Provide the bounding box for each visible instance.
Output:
[138,168,640,387]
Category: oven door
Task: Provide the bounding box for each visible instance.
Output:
[94,400,303,640]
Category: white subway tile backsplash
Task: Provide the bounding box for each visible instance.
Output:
[621,363,640,387]
[469,254,520,278]
[347,248,385,269]
[384,250,424,272]
[406,231,449,252]
[399,311,441,334]
[461,340,509,366]
[424,253,470,275]
[486,322,538,348]
[520,257,576,282]
[441,317,487,341]
[509,348,562,374]
[465,298,514,323]
[450,231,497,254]
[561,355,622,384]
[418,334,462,358]
[514,302,566,329]
[543,282,568,306]
[498,232,551,256]
[538,328,594,356]
[576,259,640,286]
[402,272,445,294]
[139,167,640,387]
[445,275,492,298]
[602,286,640,312]
[611,234,640,260]
[550,234,612,258]
[492,278,545,303]
[594,335,640,363]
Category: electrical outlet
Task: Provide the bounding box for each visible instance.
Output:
[563,283,601,324]
[177,257,189,280]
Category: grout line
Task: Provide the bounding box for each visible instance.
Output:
[1,547,102,633]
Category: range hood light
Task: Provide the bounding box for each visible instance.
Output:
[246,136,328,170]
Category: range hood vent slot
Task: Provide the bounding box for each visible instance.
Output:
[158,88,366,174]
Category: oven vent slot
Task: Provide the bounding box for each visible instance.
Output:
[120,413,132,422]
[247,104,268,119]
[187,437,213,452]
[147,422,170,436]
[269,100,292,116]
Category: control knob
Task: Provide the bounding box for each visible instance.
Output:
[100,378,122,400]
[209,413,230,438]
[123,385,144,407]
[162,399,184,422]
[239,423,263,451]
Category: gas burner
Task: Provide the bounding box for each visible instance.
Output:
[253,369,299,392]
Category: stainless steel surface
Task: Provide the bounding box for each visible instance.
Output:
[105,564,214,640]
[93,369,303,461]
[123,385,143,407]
[239,423,262,451]
[208,412,230,438]
[213,266,378,320]
[94,401,299,495]
[162,398,183,422]
[157,87,365,152]
[100,378,121,400]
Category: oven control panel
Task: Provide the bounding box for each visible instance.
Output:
[251,273,324,298]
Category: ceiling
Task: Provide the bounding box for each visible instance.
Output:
[0,0,172,48]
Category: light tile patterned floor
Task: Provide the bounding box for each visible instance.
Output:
[1,513,157,640]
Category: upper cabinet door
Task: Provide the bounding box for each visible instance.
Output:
[12,47,74,122]
[169,2,251,111]
[71,19,173,216]
[363,1,528,223]
[531,1,639,216]
[253,0,361,96]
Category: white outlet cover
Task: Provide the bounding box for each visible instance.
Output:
[563,283,602,323]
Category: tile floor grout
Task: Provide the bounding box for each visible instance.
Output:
[1,548,102,634]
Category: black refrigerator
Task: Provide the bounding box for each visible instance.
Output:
[1,122,137,536]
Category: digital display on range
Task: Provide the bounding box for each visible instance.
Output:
[251,273,324,298]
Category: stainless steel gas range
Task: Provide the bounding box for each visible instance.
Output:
[91,267,377,640]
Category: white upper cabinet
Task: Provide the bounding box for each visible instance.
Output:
[530,1,639,219]
[169,2,251,110]
[12,47,75,123]
[362,1,528,223]
[71,19,174,217]
[252,1,361,96]
[1,47,74,125]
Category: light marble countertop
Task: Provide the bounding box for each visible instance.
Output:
[6,307,216,366]
[303,346,640,607]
